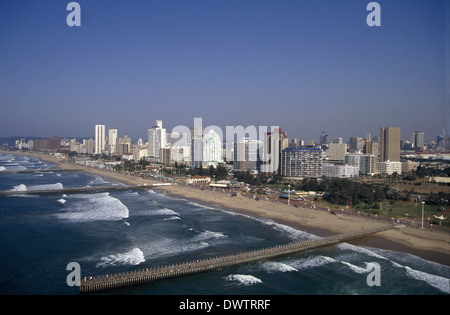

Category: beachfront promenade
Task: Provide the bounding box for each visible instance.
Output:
[79,225,395,293]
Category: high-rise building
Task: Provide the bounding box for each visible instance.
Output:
[85,138,95,155]
[379,127,400,162]
[117,135,132,155]
[148,120,166,159]
[261,130,280,174]
[363,140,378,155]
[202,129,223,168]
[412,131,424,149]
[108,129,118,155]
[233,138,261,172]
[320,131,329,145]
[345,153,378,175]
[95,125,106,155]
[280,147,323,178]
[349,137,364,153]
[328,142,347,162]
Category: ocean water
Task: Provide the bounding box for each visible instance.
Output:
[0,153,449,295]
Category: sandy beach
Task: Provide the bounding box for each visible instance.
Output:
[2,150,449,266]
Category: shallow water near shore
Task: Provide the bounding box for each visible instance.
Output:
[0,153,449,295]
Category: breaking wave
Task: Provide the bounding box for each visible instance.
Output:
[225,274,262,286]
[54,192,129,222]
[96,248,145,268]
[10,183,64,191]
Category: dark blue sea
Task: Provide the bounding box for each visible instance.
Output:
[0,153,449,295]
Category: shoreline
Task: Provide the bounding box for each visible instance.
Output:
[2,150,449,266]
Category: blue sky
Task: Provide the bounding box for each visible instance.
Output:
[0,0,448,143]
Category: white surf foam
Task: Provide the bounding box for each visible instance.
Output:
[10,184,27,191]
[193,230,227,242]
[225,274,262,286]
[288,255,337,270]
[155,208,180,216]
[58,198,66,205]
[88,176,110,185]
[54,192,129,222]
[164,216,181,221]
[340,261,370,274]
[96,248,145,268]
[187,201,217,210]
[405,267,450,294]
[0,166,5,171]
[142,238,210,258]
[338,243,450,293]
[261,261,298,273]
[338,243,388,261]
[0,154,14,161]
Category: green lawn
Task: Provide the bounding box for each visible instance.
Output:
[314,199,449,228]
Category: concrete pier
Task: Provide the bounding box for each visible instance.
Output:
[79,225,394,293]
[0,183,169,197]
[0,169,80,174]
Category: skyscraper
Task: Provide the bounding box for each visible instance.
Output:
[95,125,105,155]
[320,131,329,145]
[108,129,118,155]
[233,138,261,172]
[202,129,223,168]
[380,127,400,162]
[148,120,166,159]
[412,131,424,149]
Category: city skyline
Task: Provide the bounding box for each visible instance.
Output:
[1,0,449,143]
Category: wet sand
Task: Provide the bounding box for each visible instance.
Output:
[3,150,449,266]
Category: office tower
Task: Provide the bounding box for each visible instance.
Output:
[108,129,118,155]
[202,129,223,168]
[95,125,106,155]
[280,147,323,178]
[328,142,347,162]
[320,131,329,145]
[412,131,424,149]
[233,138,261,172]
[363,140,378,155]
[349,137,364,153]
[289,138,300,148]
[190,125,204,168]
[379,127,400,162]
[148,120,167,159]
